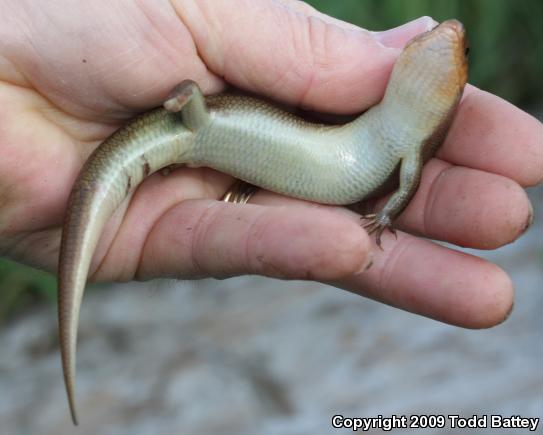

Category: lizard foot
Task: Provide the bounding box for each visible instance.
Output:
[163,80,198,112]
[361,213,396,249]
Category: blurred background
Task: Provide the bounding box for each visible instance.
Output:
[1,1,542,434]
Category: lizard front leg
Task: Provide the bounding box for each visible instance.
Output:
[362,150,423,247]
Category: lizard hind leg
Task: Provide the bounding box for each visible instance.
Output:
[163,80,210,131]
[163,82,257,201]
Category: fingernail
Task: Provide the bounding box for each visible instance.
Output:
[372,16,437,48]
[520,199,534,236]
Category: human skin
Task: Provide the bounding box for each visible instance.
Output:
[0,0,541,328]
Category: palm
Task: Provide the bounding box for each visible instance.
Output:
[0,2,230,272]
[1,0,540,328]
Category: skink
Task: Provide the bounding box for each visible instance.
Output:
[58,19,468,424]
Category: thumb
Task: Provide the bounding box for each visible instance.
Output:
[173,0,435,112]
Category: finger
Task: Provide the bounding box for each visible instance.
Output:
[174,0,435,112]
[210,189,514,327]
[332,234,514,329]
[233,160,533,250]
[277,0,435,44]
[218,191,515,328]
[395,159,533,249]
[275,0,362,31]
[439,86,543,187]
[120,199,372,282]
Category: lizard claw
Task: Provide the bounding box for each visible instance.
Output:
[361,212,394,249]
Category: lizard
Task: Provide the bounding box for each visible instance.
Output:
[58,19,468,424]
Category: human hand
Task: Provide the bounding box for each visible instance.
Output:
[0,0,540,328]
